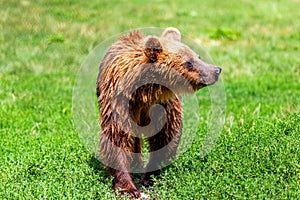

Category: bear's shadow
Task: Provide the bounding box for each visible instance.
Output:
[88,157,145,186]
[88,156,110,180]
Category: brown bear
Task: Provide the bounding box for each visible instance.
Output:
[96,27,221,198]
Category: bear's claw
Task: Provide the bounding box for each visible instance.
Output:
[113,181,141,199]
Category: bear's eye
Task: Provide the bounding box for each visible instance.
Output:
[198,55,202,60]
[185,60,193,69]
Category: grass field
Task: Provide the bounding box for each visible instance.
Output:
[1,0,299,199]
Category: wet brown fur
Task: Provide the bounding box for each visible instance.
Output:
[96,28,221,198]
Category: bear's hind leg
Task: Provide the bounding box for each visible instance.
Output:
[141,100,182,186]
[141,130,180,186]
[131,137,143,171]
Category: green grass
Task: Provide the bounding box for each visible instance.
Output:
[1,0,300,199]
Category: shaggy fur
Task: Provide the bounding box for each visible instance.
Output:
[96,27,221,198]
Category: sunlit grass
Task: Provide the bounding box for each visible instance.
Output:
[1,0,299,199]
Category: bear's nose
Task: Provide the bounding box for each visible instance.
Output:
[215,67,222,75]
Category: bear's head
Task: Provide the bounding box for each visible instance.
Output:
[143,27,221,91]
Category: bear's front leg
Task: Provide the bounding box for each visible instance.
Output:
[109,168,141,198]
[99,130,141,198]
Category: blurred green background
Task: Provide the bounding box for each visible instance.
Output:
[1,0,299,199]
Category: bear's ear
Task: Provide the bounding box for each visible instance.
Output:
[144,36,163,62]
[161,27,181,41]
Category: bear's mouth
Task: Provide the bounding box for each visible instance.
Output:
[204,74,220,86]
[192,75,219,90]
[196,67,221,89]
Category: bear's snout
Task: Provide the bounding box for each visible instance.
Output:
[215,67,222,75]
[195,65,222,88]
